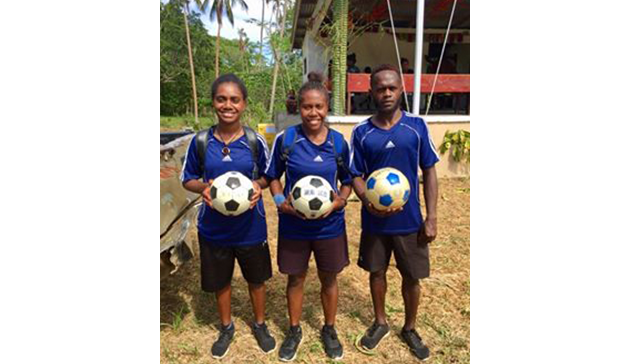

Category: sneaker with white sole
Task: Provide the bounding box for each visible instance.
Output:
[279,325,302,362]
[211,322,235,359]
[252,322,276,353]
[401,328,430,361]
[360,322,390,350]
[321,325,343,360]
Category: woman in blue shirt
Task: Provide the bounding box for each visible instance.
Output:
[264,78,356,361]
[181,74,275,359]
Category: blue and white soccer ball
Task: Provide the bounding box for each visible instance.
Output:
[365,167,411,211]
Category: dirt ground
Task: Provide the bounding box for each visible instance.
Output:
[161,177,470,364]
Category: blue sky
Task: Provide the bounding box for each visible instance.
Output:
[162,0,275,60]
[163,0,270,43]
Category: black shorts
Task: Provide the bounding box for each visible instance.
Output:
[198,233,272,292]
[358,231,430,280]
[277,232,349,275]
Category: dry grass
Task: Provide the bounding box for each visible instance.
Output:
[161,178,470,364]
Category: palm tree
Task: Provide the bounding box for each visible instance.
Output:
[176,0,200,130]
[268,0,287,115]
[198,0,249,78]
[237,27,249,71]
[259,0,265,60]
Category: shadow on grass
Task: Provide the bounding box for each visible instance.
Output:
[160,254,198,331]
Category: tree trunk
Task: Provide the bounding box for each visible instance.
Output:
[260,2,265,66]
[268,0,288,115]
[183,4,200,130]
[332,0,348,115]
[215,22,221,78]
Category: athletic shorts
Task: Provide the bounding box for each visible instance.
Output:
[198,233,272,293]
[277,232,349,275]
[358,231,430,280]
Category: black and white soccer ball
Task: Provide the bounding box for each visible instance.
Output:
[290,175,334,219]
[209,171,254,216]
[365,167,411,211]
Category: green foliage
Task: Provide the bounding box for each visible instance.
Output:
[161,2,215,116]
[439,129,470,163]
[160,0,303,128]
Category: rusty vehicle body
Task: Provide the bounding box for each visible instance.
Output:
[160,132,200,280]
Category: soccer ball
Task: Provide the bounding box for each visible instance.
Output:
[209,171,254,216]
[290,175,334,219]
[365,167,411,211]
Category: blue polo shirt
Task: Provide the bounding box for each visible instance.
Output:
[264,126,356,240]
[181,131,270,246]
[350,111,440,235]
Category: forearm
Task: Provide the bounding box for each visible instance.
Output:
[269,179,284,196]
[254,176,270,189]
[422,167,438,219]
[339,184,353,200]
[183,179,208,194]
[352,176,369,204]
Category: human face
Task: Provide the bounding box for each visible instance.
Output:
[213,82,246,125]
[371,70,403,113]
[300,89,328,133]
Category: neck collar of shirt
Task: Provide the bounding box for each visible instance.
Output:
[369,111,405,132]
[300,124,330,147]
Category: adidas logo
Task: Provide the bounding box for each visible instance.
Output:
[313,155,324,162]
[222,155,233,162]
[385,141,396,149]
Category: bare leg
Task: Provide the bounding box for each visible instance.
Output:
[401,274,420,331]
[215,284,232,326]
[286,272,307,326]
[317,270,339,326]
[248,282,266,325]
[369,269,388,325]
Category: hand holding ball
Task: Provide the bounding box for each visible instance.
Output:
[209,171,255,216]
[290,175,334,219]
[365,167,410,211]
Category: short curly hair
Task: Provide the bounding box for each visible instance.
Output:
[211,73,248,101]
[370,64,402,88]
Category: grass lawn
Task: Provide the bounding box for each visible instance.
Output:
[160,177,470,364]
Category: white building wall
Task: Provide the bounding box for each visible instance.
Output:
[302,31,331,82]
[349,32,418,71]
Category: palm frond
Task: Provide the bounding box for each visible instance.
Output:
[225,0,235,26]
[236,0,249,12]
[209,0,218,22]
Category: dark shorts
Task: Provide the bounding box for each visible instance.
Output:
[358,231,430,280]
[198,233,272,293]
[277,232,349,275]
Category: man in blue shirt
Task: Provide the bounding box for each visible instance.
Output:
[350,64,439,361]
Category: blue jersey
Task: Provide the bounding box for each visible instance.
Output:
[264,126,355,240]
[181,131,270,246]
[350,111,440,235]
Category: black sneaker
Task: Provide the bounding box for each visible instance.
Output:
[278,325,302,362]
[252,322,276,353]
[360,322,390,350]
[321,325,343,360]
[211,322,235,359]
[401,328,430,361]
